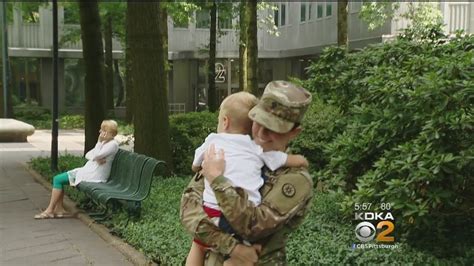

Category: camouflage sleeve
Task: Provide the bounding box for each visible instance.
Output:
[179,174,240,255]
[210,171,313,241]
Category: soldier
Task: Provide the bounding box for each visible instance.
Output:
[180,80,313,265]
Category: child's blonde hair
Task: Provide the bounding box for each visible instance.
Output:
[219,92,258,134]
[101,120,118,136]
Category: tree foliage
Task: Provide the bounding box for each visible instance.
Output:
[359,2,442,35]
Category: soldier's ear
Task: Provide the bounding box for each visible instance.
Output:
[288,126,302,140]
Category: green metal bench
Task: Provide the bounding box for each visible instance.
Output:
[77,149,165,219]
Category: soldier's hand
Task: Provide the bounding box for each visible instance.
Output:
[201,144,225,183]
[229,244,261,264]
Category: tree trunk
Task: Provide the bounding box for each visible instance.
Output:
[128,1,173,172]
[2,64,13,118]
[0,2,13,118]
[208,1,217,112]
[25,60,31,104]
[79,1,106,153]
[0,70,2,118]
[125,5,133,123]
[104,14,114,110]
[246,0,258,95]
[114,60,124,107]
[239,0,248,92]
[337,0,349,48]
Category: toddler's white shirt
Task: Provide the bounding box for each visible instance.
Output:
[193,133,288,210]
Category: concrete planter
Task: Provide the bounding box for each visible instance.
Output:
[0,119,35,142]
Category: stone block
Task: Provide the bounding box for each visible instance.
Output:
[0,119,35,142]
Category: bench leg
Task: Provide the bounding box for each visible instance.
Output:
[126,201,141,219]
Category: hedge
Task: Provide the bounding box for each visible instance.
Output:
[303,33,474,256]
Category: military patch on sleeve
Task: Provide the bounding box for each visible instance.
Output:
[282,183,296,197]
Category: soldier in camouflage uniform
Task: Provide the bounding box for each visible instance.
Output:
[180,81,313,265]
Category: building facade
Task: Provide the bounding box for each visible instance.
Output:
[6,2,474,114]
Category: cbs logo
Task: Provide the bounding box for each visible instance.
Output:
[355,221,395,242]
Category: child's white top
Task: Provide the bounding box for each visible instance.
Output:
[193,133,288,210]
[68,140,119,186]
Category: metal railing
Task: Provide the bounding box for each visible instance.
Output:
[447,3,470,33]
[169,103,186,114]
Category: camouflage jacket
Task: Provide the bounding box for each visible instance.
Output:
[180,167,313,265]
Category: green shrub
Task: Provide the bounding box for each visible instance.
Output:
[306,34,474,253]
[287,192,474,265]
[289,97,344,173]
[14,106,132,133]
[13,105,51,128]
[110,177,191,265]
[60,115,84,129]
[117,120,134,135]
[13,104,86,130]
[169,111,218,175]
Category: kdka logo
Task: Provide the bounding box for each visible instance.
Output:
[353,203,396,246]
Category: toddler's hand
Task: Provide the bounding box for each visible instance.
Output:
[299,156,309,168]
[292,154,308,168]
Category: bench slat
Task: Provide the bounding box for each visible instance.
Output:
[95,158,163,205]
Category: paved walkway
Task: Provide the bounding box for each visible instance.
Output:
[0,130,133,265]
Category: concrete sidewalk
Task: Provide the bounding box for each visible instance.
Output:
[0,130,133,265]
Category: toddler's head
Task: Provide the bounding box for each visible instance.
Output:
[217,92,258,134]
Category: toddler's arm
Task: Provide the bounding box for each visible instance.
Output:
[191,165,201,173]
[285,154,309,168]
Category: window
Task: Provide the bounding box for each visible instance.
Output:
[218,3,233,29]
[281,4,286,26]
[218,14,232,29]
[317,3,323,19]
[274,3,287,27]
[326,3,332,17]
[218,16,232,29]
[64,6,79,24]
[308,3,312,20]
[258,60,273,84]
[351,2,362,13]
[196,9,210,29]
[274,8,279,26]
[174,19,189,29]
[300,3,306,22]
[301,3,313,22]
